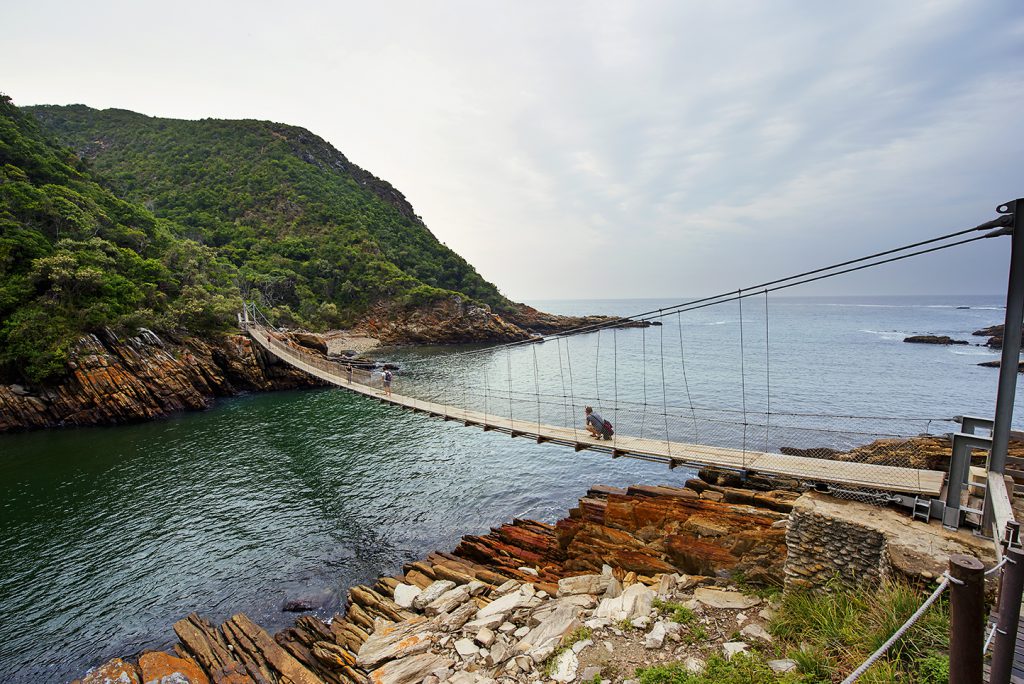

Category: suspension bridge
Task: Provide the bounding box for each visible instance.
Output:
[238,199,1021,510]
[245,318,946,496]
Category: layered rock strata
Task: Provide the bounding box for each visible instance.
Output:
[0,328,323,433]
[73,482,794,684]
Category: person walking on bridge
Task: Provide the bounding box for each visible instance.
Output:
[382,369,393,397]
[585,406,613,440]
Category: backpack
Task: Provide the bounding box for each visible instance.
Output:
[603,419,614,436]
[384,370,393,382]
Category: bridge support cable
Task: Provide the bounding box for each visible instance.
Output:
[392,213,1010,372]
[506,348,514,427]
[660,322,671,456]
[533,345,541,433]
[595,329,601,405]
[738,289,748,467]
[677,312,698,443]
[641,324,648,440]
[764,290,771,454]
[566,338,579,441]
[613,327,619,448]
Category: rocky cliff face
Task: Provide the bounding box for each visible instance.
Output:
[358,298,533,345]
[0,328,322,433]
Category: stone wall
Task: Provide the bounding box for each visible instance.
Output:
[784,491,994,591]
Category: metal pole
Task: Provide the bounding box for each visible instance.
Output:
[949,554,985,684]
[990,547,1024,684]
[990,199,1024,476]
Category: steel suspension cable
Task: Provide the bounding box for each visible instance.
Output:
[738,290,748,463]
[677,311,698,442]
[764,290,771,453]
[506,347,513,423]
[566,338,579,440]
[613,327,619,444]
[641,323,648,439]
[393,217,1007,367]
[595,329,601,404]
[533,344,541,430]
[660,321,670,454]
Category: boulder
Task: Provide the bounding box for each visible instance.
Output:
[593,583,655,621]
[454,638,478,657]
[414,580,457,610]
[722,642,749,660]
[557,574,612,596]
[424,586,471,616]
[356,616,436,668]
[768,659,799,674]
[463,614,505,633]
[393,583,422,609]
[740,623,773,642]
[138,652,209,684]
[367,653,452,684]
[644,621,681,649]
[437,601,477,632]
[81,658,141,684]
[549,649,579,683]
[903,335,968,345]
[515,604,583,655]
[475,588,529,619]
[693,588,761,610]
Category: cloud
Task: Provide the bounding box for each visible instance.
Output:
[3,0,1022,299]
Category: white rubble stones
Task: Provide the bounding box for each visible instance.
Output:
[463,613,505,633]
[494,580,520,595]
[768,659,799,673]
[368,652,452,684]
[513,625,530,638]
[474,627,496,648]
[740,623,773,642]
[497,622,516,633]
[357,616,435,668]
[448,671,495,684]
[518,566,540,577]
[656,573,678,599]
[414,580,457,610]
[557,573,613,597]
[425,585,472,616]
[693,587,761,610]
[580,666,602,681]
[571,638,592,654]
[594,583,655,622]
[466,580,487,596]
[515,605,583,655]
[393,583,422,609]
[684,656,706,673]
[453,638,478,658]
[644,621,681,649]
[437,601,477,632]
[476,587,531,619]
[722,642,750,660]
[549,649,579,683]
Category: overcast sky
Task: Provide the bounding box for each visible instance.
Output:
[4,1,1023,300]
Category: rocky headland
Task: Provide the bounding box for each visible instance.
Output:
[0,328,322,433]
[902,335,968,345]
[71,472,989,684]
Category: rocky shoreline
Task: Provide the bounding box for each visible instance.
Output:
[73,460,996,684]
[0,297,650,434]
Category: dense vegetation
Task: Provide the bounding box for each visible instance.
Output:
[26,104,512,320]
[0,95,512,382]
[0,94,243,381]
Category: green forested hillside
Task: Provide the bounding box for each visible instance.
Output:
[26,104,511,317]
[0,96,512,382]
[0,94,242,381]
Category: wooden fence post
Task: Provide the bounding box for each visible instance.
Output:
[949,554,985,684]
[990,547,1024,684]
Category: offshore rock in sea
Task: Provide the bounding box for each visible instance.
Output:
[902,335,968,345]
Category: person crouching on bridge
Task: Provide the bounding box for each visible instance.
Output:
[585,406,612,440]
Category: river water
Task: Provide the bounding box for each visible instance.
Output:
[1,295,1020,682]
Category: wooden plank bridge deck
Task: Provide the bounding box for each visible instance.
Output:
[247,325,946,497]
